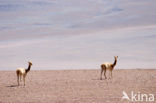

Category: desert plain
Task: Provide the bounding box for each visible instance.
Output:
[0,69,156,103]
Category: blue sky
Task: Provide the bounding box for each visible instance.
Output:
[0,0,156,70]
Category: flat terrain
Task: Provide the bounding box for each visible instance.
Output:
[0,69,156,103]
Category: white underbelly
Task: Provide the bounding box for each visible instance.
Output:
[17,68,26,74]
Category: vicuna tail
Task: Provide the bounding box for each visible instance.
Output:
[16,70,20,76]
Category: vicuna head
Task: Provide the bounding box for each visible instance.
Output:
[28,61,33,66]
[114,56,118,60]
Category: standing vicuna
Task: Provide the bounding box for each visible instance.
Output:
[16,61,33,86]
[100,56,118,80]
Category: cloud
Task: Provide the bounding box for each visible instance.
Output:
[1,0,156,32]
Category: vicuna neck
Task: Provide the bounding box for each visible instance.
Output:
[26,64,31,73]
[113,58,117,67]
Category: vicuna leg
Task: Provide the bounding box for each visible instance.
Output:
[104,69,107,79]
[100,68,103,80]
[23,75,26,86]
[108,71,111,79]
[20,75,22,82]
[16,71,20,86]
[111,71,113,79]
[17,75,19,86]
[23,76,25,86]
[108,70,112,79]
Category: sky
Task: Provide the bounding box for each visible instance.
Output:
[0,0,156,70]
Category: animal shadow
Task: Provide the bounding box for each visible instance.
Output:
[6,84,18,87]
[92,78,101,81]
[92,77,107,81]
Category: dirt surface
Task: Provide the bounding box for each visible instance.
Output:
[0,69,156,103]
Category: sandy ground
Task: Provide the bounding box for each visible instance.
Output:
[0,69,156,103]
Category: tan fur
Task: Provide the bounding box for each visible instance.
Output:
[100,56,118,80]
[16,62,32,86]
